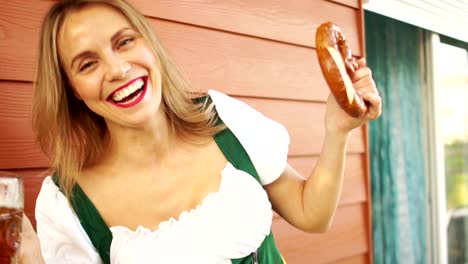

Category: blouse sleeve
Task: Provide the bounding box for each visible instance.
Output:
[35,176,102,264]
[208,90,290,185]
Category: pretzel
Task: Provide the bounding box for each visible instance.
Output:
[315,22,367,117]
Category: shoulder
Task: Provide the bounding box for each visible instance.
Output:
[35,176,101,262]
[209,90,290,185]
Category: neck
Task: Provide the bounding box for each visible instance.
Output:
[100,112,179,171]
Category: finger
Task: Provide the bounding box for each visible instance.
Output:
[360,92,382,118]
[350,67,372,83]
[22,214,35,234]
[353,79,378,97]
[19,214,44,264]
[361,91,381,105]
[356,57,367,68]
[354,77,377,90]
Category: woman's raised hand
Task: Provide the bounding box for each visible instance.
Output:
[324,58,382,135]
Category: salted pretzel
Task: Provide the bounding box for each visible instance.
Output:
[315,22,367,117]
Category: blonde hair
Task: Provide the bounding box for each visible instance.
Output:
[33,0,223,198]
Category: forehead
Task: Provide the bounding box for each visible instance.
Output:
[58,4,133,59]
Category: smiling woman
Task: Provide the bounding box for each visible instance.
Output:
[20,0,382,263]
[57,4,162,127]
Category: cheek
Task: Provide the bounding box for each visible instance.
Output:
[71,77,102,100]
[138,44,160,72]
[137,46,162,92]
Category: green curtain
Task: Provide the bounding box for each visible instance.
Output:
[365,11,427,264]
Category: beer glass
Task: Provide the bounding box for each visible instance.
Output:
[0,172,24,264]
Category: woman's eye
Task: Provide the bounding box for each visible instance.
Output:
[79,61,95,72]
[118,37,134,49]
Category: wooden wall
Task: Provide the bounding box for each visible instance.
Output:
[0,0,372,263]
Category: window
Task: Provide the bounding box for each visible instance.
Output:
[435,41,468,264]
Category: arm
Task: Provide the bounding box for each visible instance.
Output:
[264,133,349,233]
[265,58,381,233]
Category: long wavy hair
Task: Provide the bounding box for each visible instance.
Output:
[33,0,223,198]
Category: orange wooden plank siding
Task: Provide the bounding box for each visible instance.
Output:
[273,203,368,263]
[334,254,369,264]
[0,0,371,263]
[327,0,360,9]
[128,0,361,55]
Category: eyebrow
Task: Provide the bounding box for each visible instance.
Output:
[69,27,133,69]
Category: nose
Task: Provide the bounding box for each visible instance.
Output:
[104,52,130,82]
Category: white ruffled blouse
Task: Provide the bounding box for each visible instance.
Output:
[35,90,290,264]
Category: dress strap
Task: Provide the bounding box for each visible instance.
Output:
[52,175,112,264]
[214,124,261,183]
[195,94,260,182]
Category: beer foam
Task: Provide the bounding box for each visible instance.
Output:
[0,178,23,209]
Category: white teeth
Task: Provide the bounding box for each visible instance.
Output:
[112,79,144,102]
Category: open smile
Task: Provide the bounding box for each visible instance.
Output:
[107,76,148,108]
